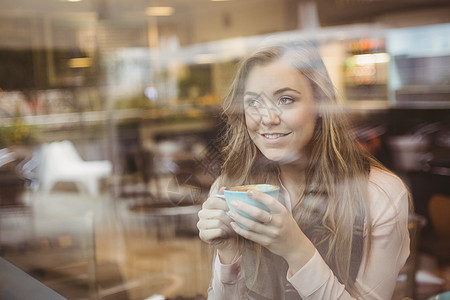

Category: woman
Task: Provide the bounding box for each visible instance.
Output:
[197,42,411,299]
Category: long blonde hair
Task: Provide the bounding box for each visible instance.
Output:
[218,42,384,296]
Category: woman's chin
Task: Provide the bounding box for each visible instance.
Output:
[266,152,303,164]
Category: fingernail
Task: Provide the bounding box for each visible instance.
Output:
[247,190,255,197]
[228,211,236,219]
[231,200,239,207]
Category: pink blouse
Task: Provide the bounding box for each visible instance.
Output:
[208,168,410,299]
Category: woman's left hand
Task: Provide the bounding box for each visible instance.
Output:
[228,189,315,273]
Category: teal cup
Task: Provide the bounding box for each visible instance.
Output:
[428,291,450,300]
[214,184,280,227]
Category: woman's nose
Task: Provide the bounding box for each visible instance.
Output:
[261,106,281,126]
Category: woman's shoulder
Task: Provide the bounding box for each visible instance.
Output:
[367,167,409,227]
[368,167,408,201]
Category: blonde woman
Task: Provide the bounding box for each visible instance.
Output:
[197,42,411,299]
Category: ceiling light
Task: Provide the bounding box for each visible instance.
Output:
[373,53,390,64]
[353,53,390,65]
[195,54,215,64]
[68,58,92,68]
[145,6,174,16]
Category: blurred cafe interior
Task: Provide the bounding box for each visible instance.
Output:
[0,0,449,299]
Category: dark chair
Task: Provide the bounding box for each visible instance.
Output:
[395,214,427,299]
[428,194,450,265]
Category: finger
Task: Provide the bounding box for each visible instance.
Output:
[198,208,229,221]
[247,189,284,213]
[197,217,232,232]
[230,222,272,246]
[199,228,230,243]
[228,209,270,233]
[202,195,229,211]
[198,219,234,242]
[229,200,273,225]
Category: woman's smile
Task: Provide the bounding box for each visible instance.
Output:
[261,132,292,142]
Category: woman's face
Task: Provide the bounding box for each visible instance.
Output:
[244,58,318,163]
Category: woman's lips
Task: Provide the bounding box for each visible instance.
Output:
[261,132,291,142]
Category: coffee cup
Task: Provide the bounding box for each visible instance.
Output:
[214,184,279,227]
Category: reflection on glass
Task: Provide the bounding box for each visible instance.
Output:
[0,1,449,299]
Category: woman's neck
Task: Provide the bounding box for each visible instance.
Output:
[279,155,308,179]
[279,159,308,207]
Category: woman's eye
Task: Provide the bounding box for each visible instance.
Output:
[279,97,294,105]
[247,99,260,107]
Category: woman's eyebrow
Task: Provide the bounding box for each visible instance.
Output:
[243,91,260,97]
[274,87,301,95]
[243,88,301,101]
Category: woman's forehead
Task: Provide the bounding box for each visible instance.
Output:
[244,60,309,92]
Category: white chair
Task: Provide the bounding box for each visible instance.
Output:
[39,140,112,197]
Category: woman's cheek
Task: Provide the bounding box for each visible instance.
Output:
[245,111,259,131]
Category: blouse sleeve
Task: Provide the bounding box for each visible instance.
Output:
[287,170,411,299]
[208,252,249,300]
[207,178,250,299]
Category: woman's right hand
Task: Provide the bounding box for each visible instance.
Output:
[197,189,239,263]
